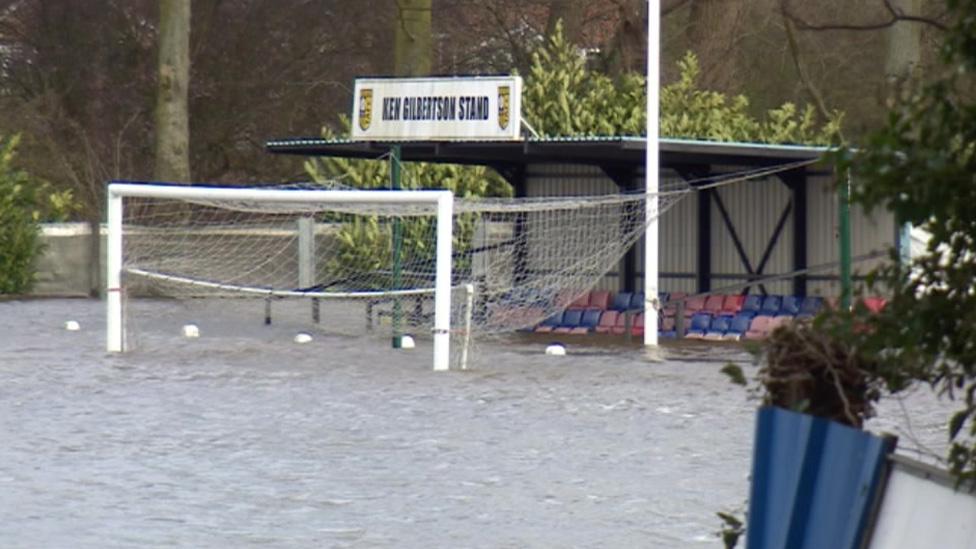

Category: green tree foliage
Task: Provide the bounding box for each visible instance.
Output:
[522,22,646,136]
[0,134,76,294]
[522,23,843,144]
[832,0,976,482]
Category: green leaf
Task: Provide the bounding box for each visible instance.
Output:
[949,409,971,441]
[720,363,748,386]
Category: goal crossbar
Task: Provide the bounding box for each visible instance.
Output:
[105,182,456,371]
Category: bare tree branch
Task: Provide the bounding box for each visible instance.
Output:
[662,0,690,16]
[781,0,947,32]
[781,9,845,143]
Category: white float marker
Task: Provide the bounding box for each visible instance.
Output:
[181,324,200,338]
[294,332,313,344]
[545,343,567,356]
[400,335,416,349]
[64,320,80,331]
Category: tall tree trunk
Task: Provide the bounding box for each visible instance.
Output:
[546,0,585,45]
[394,0,432,76]
[600,0,646,77]
[884,0,924,107]
[687,0,745,92]
[154,0,191,182]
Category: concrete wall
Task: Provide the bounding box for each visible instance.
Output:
[32,223,104,297]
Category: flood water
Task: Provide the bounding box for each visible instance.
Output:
[0,299,955,548]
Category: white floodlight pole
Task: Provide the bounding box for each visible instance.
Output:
[644,0,660,346]
[432,193,454,371]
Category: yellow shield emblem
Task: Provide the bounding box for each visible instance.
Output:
[358,89,373,131]
[498,85,511,130]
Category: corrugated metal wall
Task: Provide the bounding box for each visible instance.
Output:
[525,164,627,292]
[711,175,793,295]
[807,173,893,297]
[658,173,698,294]
[523,164,895,298]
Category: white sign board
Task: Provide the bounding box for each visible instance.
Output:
[351,76,522,141]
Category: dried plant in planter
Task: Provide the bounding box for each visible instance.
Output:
[758,322,882,428]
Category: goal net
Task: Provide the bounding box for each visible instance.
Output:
[106,182,688,369]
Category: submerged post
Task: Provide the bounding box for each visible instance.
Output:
[839,170,853,310]
[106,187,124,352]
[432,193,454,371]
[297,216,319,322]
[644,0,661,346]
[391,144,403,348]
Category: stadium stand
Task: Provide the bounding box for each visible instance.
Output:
[528,290,845,340]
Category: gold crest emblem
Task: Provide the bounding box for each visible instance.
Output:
[498,85,511,130]
[358,88,373,131]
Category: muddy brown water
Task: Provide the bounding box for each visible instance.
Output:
[0,299,953,548]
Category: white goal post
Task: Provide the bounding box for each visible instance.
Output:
[105,182,456,371]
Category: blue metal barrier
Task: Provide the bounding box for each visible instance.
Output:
[746,406,896,549]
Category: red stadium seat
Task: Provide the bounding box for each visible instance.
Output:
[719,295,745,315]
[744,315,775,340]
[595,310,620,334]
[703,295,725,315]
[587,290,612,310]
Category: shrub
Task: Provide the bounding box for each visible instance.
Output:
[0,134,76,295]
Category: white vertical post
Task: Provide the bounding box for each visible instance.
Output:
[432,193,454,371]
[298,217,315,288]
[106,187,124,352]
[297,217,319,322]
[644,0,660,346]
[460,283,474,370]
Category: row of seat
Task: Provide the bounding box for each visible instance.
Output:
[675,313,792,341]
[529,290,888,339]
[665,293,826,319]
[535,309,645,336]
[535,309,800,340]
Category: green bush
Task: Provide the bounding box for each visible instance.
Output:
[522,23,842,144]
[0,134,76,295]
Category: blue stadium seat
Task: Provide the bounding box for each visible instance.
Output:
[684,312,713,339]
[570,309,603,334]
[703,315,733,339]
[798,296,824,319]
[534,311,564,333]
[759,295,783,316]
[629,292,646,311]
[611,292,633,311]
[779,295,801,317]
[741,294,763,316]
[723,313,755,340]
[553,309,585,334]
